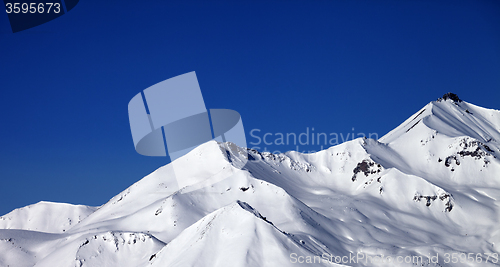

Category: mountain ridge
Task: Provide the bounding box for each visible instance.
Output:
[1,95,499,267]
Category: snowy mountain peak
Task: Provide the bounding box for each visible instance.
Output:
[380,95,500,149]
[437,92,462,103]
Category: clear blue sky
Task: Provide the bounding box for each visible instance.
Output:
[1,0,499,216]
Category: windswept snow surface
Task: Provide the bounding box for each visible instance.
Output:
[1,97,500,266]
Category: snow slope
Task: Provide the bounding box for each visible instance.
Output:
[0,202,97,233]
[1,94,499,267]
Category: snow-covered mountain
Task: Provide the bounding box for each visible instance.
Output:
[1,94,499,267]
